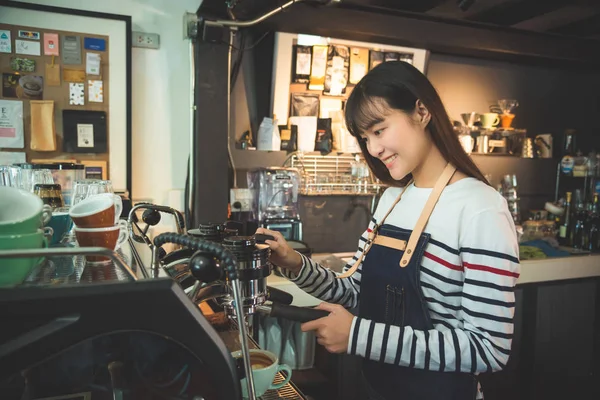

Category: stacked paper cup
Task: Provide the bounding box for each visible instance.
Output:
[69,194,127,264]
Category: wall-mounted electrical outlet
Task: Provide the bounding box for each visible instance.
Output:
[132,31,160,49]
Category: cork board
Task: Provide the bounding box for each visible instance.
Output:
[0,23,110,171]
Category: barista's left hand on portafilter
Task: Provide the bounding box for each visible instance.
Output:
[255,228,303,275]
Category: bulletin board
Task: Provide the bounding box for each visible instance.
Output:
[0,1,132,194]
[272,32,430,125]
[0,23,110,168]
[270,32,430,153]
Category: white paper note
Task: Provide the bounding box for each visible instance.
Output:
[0,30,11,53]
[86,52,101,75]
[0,100,25,148]
[15,40,41,56]
[77,123,94,148]
[290,116,318,152]
[0,151,26,164]
[319,98,343,119]
[69,83,85,105]
[88,80,103,102]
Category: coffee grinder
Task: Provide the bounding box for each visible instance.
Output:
[247,168,302,241]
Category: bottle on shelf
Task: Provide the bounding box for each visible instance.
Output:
[558,191,572,246]
[571,189,588,250]
[560,129,576,176]
[587,193,599,252]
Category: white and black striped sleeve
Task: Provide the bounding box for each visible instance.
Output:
[279,219,377,309]
[347,207,520,373]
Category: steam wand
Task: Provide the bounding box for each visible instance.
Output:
[128,203,186,278]
[152,233,257,400]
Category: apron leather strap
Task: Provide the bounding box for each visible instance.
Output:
[398,164,456,268]
[336,164,457,278]
[336,181,413,279]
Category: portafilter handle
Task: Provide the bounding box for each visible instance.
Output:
[256,303,330,323]
[266,286,293,305]
[152,233,257,400]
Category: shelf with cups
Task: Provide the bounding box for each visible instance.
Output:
[458,127,530,157]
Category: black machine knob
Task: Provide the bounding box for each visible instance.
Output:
[223,235,256,249]
[232,201,242,210]
[253,233,275,244]
[189,251,224,283]
[142,209,161,226]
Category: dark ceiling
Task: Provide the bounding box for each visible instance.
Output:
[199,0,600,41]
[342,0,600,40]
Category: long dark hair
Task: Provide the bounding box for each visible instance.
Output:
[345,61,489,187]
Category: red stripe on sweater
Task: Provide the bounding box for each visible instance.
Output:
[424,252,463,271]
[463,261,520,278]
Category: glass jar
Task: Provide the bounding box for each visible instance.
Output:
[33,183,64,209]
[522,220,556,242]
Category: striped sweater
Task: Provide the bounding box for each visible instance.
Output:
[282,177,520,392]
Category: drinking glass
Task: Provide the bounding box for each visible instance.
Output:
[30,169,55,192]
[0,166,9,186]
[71,180,114,205]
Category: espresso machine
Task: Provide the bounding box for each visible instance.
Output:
[247,167,303,241]
[149,231,327,398]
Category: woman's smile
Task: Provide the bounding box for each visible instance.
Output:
[383,153,398,168]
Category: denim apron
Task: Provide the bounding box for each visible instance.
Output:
[340,164,477,400]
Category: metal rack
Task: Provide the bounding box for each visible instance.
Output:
[285,152,383,195]
[0,247,137,287]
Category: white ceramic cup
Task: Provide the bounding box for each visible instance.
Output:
[74,220,128,263]
[232,349,292,398]
[69,193,122,228]
[0,186,52,235]
[480,113,500,129]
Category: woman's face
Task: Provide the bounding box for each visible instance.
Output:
[359,105,432,181]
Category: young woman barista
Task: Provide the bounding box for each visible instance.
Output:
[256,61,520,400]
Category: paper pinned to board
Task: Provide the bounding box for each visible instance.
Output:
[0,30,11,53]
[63,68,86,83]
[44,33,60,56]
[86,52,101,75]
[69,83,85,105]
[319,98,343,119]
[88,80,103,102]
[0,100,25,149]
[15,40,41,56]
[0,151,26,164]
[77,123,95,148]
[62,35,82,64]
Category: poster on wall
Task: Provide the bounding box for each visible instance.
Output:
[0,151,26,164]
[0,100,25,148]
[2,73,19,97]
[62,35,82,64]
[18,30,40,40]
[44,33,60,56]
[15,39,41,56]
[0,30,11,53]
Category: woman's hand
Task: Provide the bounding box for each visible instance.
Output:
[255,228,303,274]
[301,302,353,354]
